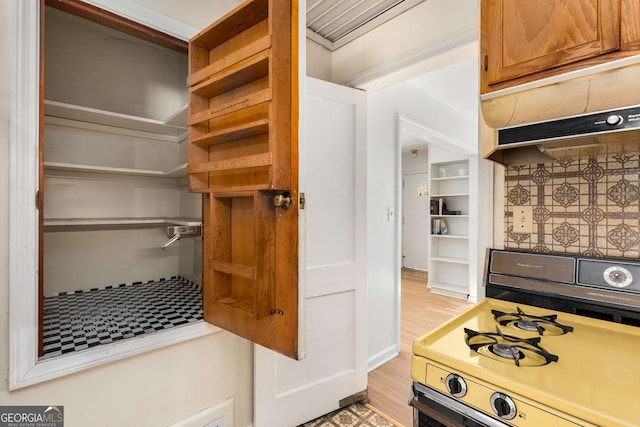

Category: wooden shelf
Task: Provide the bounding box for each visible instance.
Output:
[44,162,188,179]
[44,100,187,139]
[211,261,256,280]
[187,89,271,127]
[214,295,254,315]
[189,0,268,50]
[188,153,272,174]
[187,0,293,194]
[191,183,271,194]
[190,50,270,100]
[190,119,269,147]
[43,217,201,230]
[188,35,271,87]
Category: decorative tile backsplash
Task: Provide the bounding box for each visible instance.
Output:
[504,150,640,259]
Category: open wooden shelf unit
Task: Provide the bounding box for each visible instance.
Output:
[185,0,300,358]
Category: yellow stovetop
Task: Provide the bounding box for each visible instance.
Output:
[412,298,640,427]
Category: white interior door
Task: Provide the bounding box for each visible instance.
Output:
[254,77,367,427]
[402,173,429,270]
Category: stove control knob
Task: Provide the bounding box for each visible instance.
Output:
[490,392,517,420]
[604,266,632,288]
[445,373,467,398]
[606,114,624,126]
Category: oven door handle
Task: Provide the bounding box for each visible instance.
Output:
[410,382,511,427]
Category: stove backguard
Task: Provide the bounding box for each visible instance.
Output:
[484,249,640,327]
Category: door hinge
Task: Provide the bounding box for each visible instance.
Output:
[36,190,41,210]
[299,192,306,210]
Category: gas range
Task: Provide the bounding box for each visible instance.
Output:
[409,249,640,427]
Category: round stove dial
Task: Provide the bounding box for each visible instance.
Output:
[444,373,467,398]
[490,392,517,420]
[606,114,624,126]
[604,266,633,288]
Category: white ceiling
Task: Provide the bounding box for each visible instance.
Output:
[129,0,244,31]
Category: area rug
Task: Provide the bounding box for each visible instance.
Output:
[300,403,399,427]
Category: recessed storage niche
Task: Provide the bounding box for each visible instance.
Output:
[428,158,470,300]
[41,7,202,358]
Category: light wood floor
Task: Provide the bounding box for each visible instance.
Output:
[367,269,472,427]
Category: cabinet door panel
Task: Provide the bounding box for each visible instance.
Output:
[484,0,620,85]
[188,0,299,359]
[622,0,640,50]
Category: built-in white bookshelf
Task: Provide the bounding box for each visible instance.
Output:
[428,158,470,300]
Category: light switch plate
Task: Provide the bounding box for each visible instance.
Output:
[388,206,395,222]
[514,206,533,234]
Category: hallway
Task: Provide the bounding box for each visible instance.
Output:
[367,269,472,426]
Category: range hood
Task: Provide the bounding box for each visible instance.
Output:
[486,105,640,165]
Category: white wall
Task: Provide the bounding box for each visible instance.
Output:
[45,8,187,121]
[307,39,332,81]
[402,149,429,174]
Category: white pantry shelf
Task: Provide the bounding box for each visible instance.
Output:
[43,217,201,229]
[44,162,188,179]
[44,100,187,140]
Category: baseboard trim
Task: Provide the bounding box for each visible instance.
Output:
[367,345,399,372]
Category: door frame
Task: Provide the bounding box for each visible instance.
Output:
[7,0,219,390]
[391,114,475,366]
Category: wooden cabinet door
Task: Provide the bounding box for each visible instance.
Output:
[622,0,640,50]
[187,0,300,359]
[482,0,620,87]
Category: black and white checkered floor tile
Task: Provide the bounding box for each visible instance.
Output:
[41,276,203,359]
